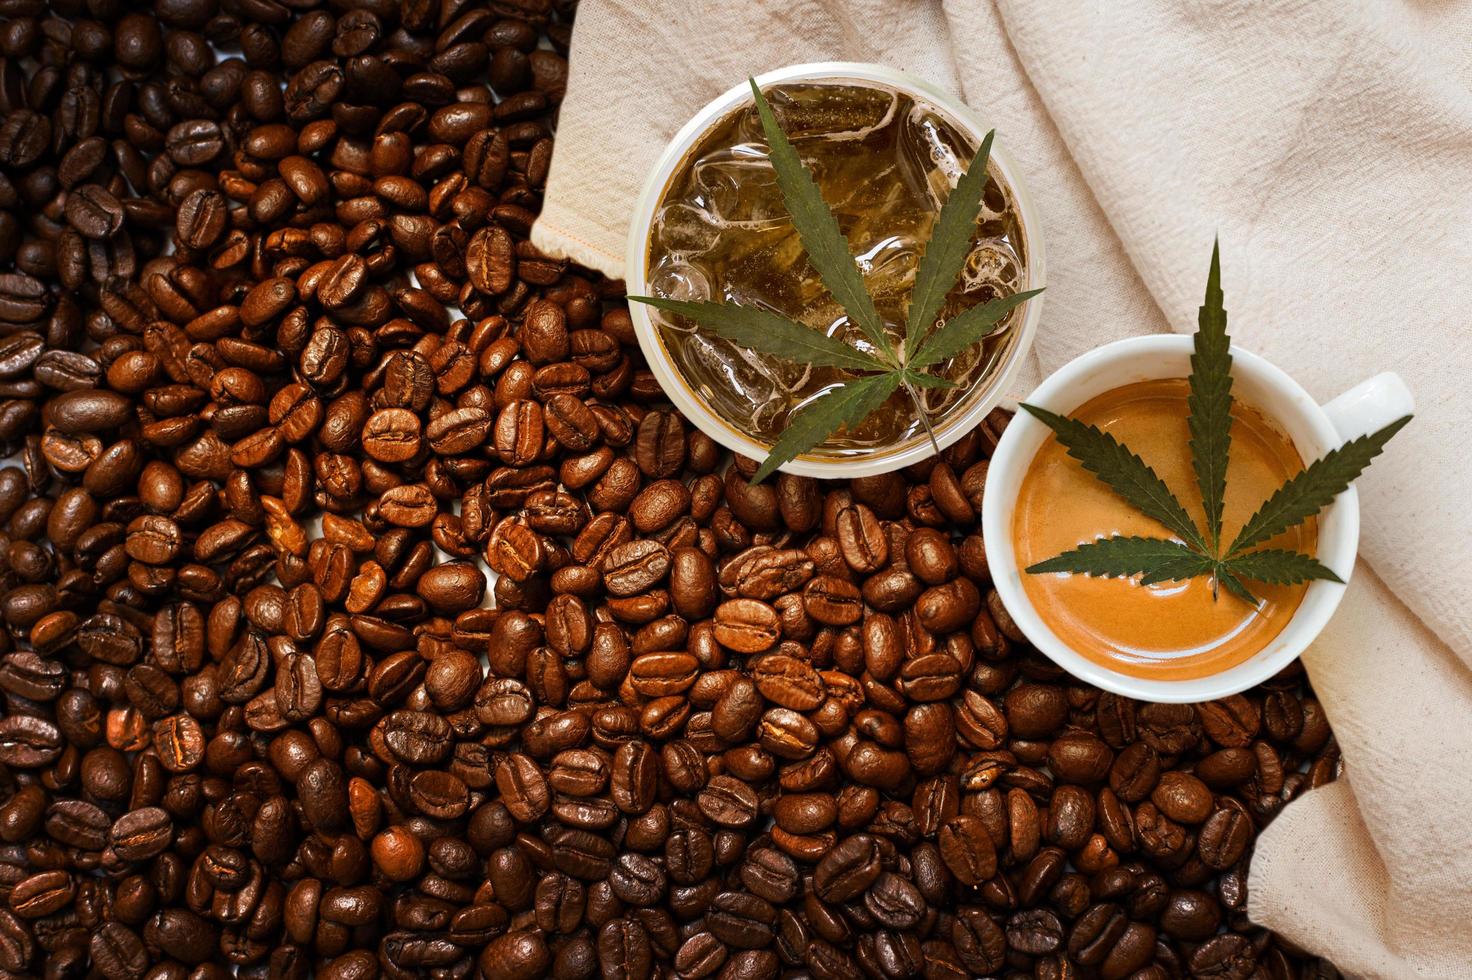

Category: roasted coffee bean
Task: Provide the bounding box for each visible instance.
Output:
[481,929,551,980]
[714,599,781,653]
[758,707,818,759]
[835,503,887,572]
[740,846,799,904]
[676,931,728,978]
[91,922,147,980]
[671,546,717,619]
[803,575,863,625]
[1198,805,1253,869]
[0,334,43,379]
[50,389,133,433]
[1198,696,1260,748]
[1190,934,1258,977]
[609,852,666,905]
[494,400,545,466]
[416,562,486,614]
[698,775,760,828]
[65,184,125,239]
[1006,683,1069,737]
[1068,903,1129,966]
[1160,889,1222,941]
[176,189,227,249]
[707,891,777,948]
[10,870,74,917]
[1140,702,1203,754]
[865,871,925,929]
[0,715,63,767]
[603,540,671,596]
[814,834,882,902]
[1007,908,1065,955]
[426,406,493,455]
[1152,770,1214,824]
[635,410,686,477]
[496,753,550,823]
[939,815,997,885]
[1110,741,1162,801]
[598,917,654,979]
[362,408,422,463]
[752,654,824,710]
[110,806,172,861]
[1048,731,1114,784]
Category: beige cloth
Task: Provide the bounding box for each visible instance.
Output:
[532,2,1472,975]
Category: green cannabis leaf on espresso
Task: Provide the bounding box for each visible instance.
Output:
[630,78,1042,484]
[1023,242,1412,603]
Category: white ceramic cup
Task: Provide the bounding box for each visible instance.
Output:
[623,62,1046,478]
[982,335,1414,703]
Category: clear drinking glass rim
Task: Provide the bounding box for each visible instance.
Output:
[623,61,1048,479]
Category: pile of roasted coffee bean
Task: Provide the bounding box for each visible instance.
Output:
[0,0,1347,977]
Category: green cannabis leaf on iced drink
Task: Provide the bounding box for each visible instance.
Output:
[630,78,1042,484]
[1022,242,1411,604]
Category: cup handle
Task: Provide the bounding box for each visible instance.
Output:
[1320,372,1415,446]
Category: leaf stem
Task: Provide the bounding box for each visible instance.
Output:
[902,377,942,457]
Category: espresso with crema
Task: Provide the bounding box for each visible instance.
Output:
[1014,379,1314,681]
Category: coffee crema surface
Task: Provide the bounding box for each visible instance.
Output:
[1015,379,1315,681]
[645,81,1027,454]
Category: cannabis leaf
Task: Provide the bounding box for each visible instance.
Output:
[905,129,994,361]
[904,372,959,390]
[1217,570,1261,607]
[1225,415,1412,556]
[1141,553,1222,587]
[1027,536,1214,582]
[911,289,1043,370]
[1221,549,1344,585]
[746,77,889,355]
[629,77,1042,482]
[1018,403,1209,554]
[1024,245,1411,604]
[627,296,886,373]
[752,373,900,484]
[1189,241,1232,550]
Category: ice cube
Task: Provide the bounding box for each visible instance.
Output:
[763,85,899,141]
[856,233,919,284]
[653,203,722,255]
[691,147,788,226]
[648,254,711,304]
[679,332,804,434]
[897,104,970,211]
[961,239,1022,296]
[828,161,908,221]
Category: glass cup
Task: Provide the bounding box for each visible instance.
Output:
[624,61,1046,478]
